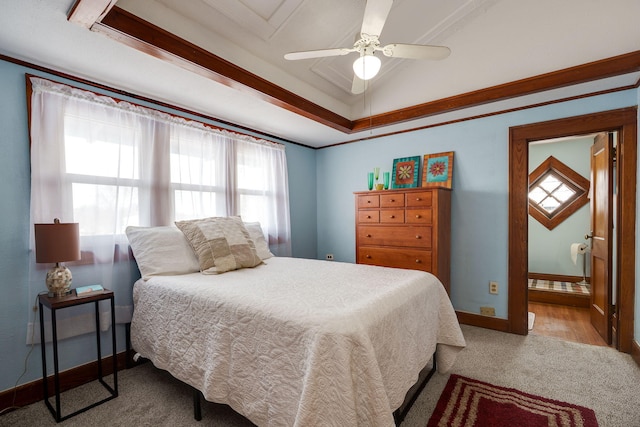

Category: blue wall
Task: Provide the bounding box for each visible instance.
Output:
[0,60,33,393]
[285,142,318,259]
[528,137,592,277]
[0,58,317,392]
[1,54,638,393]
[316,90,638,319]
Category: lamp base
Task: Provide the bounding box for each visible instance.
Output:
[45,265,73,297]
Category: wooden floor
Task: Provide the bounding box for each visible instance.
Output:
[528,301,608,347]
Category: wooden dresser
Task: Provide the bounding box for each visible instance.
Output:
[355,187,451,294]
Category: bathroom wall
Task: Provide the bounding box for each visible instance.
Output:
[528,136,593,277]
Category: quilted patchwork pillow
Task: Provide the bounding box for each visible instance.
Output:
[175,216,262,274]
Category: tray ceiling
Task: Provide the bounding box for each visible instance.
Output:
[0,0,639,147]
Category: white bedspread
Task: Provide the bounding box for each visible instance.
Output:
[131,257,465,426]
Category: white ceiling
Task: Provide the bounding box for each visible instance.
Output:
[1,0,639,147]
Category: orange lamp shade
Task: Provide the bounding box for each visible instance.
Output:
[34,219,81,264]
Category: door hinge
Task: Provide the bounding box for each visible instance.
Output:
[612,146,617,163]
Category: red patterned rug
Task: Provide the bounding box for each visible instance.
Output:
[427,375,598,427]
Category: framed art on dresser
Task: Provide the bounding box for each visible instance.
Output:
[422,151,454,189]
[392,156,420,188]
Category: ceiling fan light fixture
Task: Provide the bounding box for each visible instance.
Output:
[353,54,381,80]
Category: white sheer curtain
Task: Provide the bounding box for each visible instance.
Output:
[28,76,291,338]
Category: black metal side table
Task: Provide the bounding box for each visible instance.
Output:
[38,289,118,422]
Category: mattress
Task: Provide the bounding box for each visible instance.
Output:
[131,257,465,426]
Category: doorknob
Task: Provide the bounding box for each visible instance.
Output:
[585,233,593,240]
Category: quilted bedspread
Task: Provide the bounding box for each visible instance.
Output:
[131,257,465,426]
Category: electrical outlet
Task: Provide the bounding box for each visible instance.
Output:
[325,254,334,261]
[489,281,498,294]
[480,306,496,316]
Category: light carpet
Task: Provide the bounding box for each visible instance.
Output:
[1,325,639,426]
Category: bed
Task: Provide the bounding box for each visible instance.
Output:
[126,219,465,426]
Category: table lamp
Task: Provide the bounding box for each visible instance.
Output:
[34,218,81,297]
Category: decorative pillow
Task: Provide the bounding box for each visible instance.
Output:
[125,226,200,280]
[175,216,262,274]
[244,222,274,260]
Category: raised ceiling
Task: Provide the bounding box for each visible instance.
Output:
[118,0,496,104]
[1,0,640,147]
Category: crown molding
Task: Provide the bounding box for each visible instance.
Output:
[69,1,640,135]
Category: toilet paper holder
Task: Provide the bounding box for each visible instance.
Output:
[572,241,590,285]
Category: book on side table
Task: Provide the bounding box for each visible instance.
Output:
[75,284,104,297]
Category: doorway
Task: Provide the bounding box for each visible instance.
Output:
[507,107,637,354]
[526,133,606,346]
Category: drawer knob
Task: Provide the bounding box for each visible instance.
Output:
[390,199,395,202]
[367,215,371,219]
[416,198,421,201]
[415,259,422,264]
[390,215,395,219]
[366,255,371,259]
[415,214,421,218]
[415,235,421,239]
[367,200,371,203]
[366,234,371,238]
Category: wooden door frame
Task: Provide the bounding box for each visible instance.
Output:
[508,107,637,353]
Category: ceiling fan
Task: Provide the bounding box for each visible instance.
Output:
[284,0,451,94]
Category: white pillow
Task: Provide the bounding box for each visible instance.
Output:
[125,226,200,280]
[244,222,274,260]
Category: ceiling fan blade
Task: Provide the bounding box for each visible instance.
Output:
[381,43,451,60]
[361,0,394,38]
[284,48,354,60]
[351,75,369,94]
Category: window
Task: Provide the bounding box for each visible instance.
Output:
[64,111,143,236]
[529,173,577,214]
[528,156,589,230]
[28,77,292,319]
[30,76,290,236]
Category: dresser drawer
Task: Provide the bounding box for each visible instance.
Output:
[406,191,433,207]
[357,247,433,272]
[380,193,404,208]
[379,209,404,223]
[406,208,432,224]
[358,226,432,248]
[358,195,379,208]
[358,210,380,223]
[355,188,451,294]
